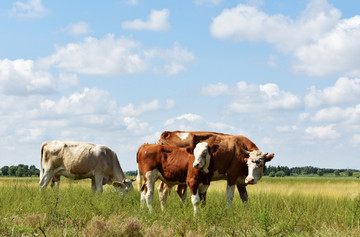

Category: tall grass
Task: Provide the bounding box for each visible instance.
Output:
[0,177,359,236]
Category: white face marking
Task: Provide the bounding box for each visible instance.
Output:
[176,132,189,141]
[245,150,266,184]
[193,142,210,173]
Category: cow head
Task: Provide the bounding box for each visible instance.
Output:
[193,142,218,173]
[113,178,136,193]
[243,149,274,184]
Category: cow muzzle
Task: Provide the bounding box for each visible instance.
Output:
[245,177,256,185]
[193,162,202,169]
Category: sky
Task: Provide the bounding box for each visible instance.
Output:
[1,0,360,171]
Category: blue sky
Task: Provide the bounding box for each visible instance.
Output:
[1,0,360,171]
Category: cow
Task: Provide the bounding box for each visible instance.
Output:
[158,131,275,206]
[136,142,218,215]
[39,141,134,193]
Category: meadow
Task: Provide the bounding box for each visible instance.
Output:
[0,177,359,236]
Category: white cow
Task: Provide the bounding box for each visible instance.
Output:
[39,141,134,193]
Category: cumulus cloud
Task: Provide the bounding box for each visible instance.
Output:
[201,81,301,113]
[120,99,175,117]
[311,105,360,124]
[305,124,340,139]
[64,21,92,36]
[305,77,360,107]
[210,0,340,52]
[0,59,56,95]
[10,0,50,19]
[294,16,360,76]
[38,34,146,76]
[209,0,360,77]
[40,88,118,116]
[122,9,171,31]
[144,42,195,75]
[38,35,194,76]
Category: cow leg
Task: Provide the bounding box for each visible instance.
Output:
[91,178,97,193]
[188,181,200,216]
[176,184,187,204]
[140,183,147,208]
[158,182,172,211]
[226,184,236,207]
[199,184,209,207]
[94,175,104,193]
[145,170,158,213]
[237,185,248,206]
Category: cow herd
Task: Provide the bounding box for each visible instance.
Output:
[39,130,275,215]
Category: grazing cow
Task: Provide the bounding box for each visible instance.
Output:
[39,141,134,193]
[136,142,218,215]
[158,131,275,206]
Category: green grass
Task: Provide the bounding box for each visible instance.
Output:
[0,177,359,236]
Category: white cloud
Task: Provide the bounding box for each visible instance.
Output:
[311,105,360,124]
[120,99,175,117]
[10,0,50,19]
[294,16,360,76]
[122,9,171,31]
[64,21,92,36]
[305,77,360,107]
[38,35,194,76]
[145,42,195,75]
[123,117,152,134]
[352,134,360,145]
[41,88,118,116]
[209,0,360,77]
[221,81,301,113]
[305,124,340,139]
[200,82,230,96]
[0,59,56,95]
[210,0,340,52]
[38,34,146,76]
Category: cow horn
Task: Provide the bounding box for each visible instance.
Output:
[242,148,250,155]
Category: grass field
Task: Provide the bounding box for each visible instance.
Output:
[0,177,359,236]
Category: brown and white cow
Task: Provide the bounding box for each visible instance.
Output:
[136,142,218,215]
[158,131,275,206]
[39,141,134,193]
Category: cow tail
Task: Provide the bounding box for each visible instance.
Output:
[136,149,142,191]
[136,162,142,191]
[40,142,46,181]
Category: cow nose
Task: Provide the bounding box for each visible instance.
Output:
[193,163,200,168]
[246,177,255,184]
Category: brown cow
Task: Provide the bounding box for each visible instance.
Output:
[158,131,274,206]
[39,141,134,193]
[136,142,218,215]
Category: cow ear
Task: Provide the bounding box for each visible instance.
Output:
[265,153,275,162]
[112,181,124,187]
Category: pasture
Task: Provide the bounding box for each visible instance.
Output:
[0,177,359,236]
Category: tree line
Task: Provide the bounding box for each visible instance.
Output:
[265,165,359,177]
[0,164,40,177]
[1,164,358,178]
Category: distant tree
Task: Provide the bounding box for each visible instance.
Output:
[269,171,275,177]
[275,171,285,177]
[1,166,9,176]
[16,166,26,177]
[345,170,353,177]
[8,166,17,176]
[317,170,323,176]
[334,170,340,176]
